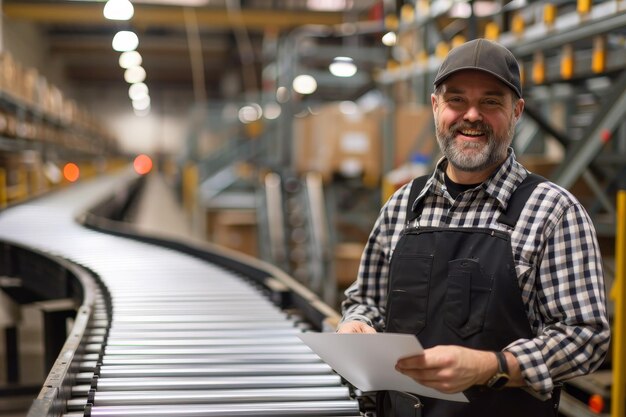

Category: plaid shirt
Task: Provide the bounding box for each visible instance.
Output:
[341,150,610,396]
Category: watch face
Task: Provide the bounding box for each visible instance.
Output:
[488,373,510,389]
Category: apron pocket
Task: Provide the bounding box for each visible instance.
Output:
[387,255,432,334]
[445,258,492,339]
[377,391,423,417]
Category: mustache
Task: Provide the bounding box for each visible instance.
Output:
[450,121,492,134]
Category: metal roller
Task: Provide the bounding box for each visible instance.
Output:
[80,401,361,416]
[94,363,333,378]
[90,375,345,391]
[0,171,360,417]
[66,387,351,408]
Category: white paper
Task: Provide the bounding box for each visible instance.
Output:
[298,332,468,402]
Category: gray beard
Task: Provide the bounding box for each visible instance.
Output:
[435,119,515,172]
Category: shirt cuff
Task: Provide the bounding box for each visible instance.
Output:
[339,313,375,329]
[505,340,554,399]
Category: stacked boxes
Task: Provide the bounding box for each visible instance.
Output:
[294,102,383,184]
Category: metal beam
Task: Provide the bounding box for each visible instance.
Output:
[553,70,626,190]
[2,2,347,31]
[501,4,626,57]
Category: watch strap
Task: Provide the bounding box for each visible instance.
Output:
[486,351,510,389]
[495,351,509,374]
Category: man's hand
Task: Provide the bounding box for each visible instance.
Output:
[395,345,498,394]
[336,320,377,334]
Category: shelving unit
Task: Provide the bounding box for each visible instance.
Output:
[0,51,120,208]
[376,0,626,232]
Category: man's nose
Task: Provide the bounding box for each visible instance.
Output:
[464,106,482,122]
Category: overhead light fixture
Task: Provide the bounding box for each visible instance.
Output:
[132,95,151,111]
[306,0,349,11]
[263,102,281,120]
[329,57,357,78]
[103,0,134,21]
[124,66,146,83]
[112,30,139,52]
[119,51,142,69]
[382,32,397,46]
[292,74,317,95]
[238,103,262,124]
[128,82,149,101]
[276,86,290,103]
[134,107,150,117]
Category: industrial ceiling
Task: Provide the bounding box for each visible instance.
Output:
[2,0,384,101]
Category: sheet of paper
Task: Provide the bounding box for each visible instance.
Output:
[298,332,468,402]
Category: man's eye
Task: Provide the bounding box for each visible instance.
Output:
[484,99,501,106]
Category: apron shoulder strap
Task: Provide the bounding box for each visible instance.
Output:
[497,173,546,228]
[406,175,430,223]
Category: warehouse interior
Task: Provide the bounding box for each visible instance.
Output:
[0,0,625,416]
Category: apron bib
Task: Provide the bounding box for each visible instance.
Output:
[378,174,559,417]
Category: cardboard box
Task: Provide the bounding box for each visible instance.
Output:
[334,242,364,288]
[294,102,383,183]
[393,104,436,167]
[207,209,258,257]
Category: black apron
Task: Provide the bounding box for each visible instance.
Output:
[378,174,560,417]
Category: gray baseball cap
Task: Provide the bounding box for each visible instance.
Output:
[433,38,522,98]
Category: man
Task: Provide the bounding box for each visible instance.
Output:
[337,38,610,417]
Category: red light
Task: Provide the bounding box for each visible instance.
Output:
[588,394,604,414]
[600,129,611,143]
[133,154,152,175]
[63,163,80,182]
[133,154,153,175]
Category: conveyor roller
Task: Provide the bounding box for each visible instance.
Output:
[0,170,361,417]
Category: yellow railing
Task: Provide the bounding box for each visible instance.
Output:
[613,189,626,417]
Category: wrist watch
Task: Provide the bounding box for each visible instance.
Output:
[486,351,510,389]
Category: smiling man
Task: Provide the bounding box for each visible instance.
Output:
[337,39,610,417]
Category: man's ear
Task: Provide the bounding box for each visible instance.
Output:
[514,98,525,121]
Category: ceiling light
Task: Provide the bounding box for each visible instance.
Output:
[103,0,134,20]
[119,51,142,69]
[134,107,150,117]
[124,66,146,83]
[238,103,262,124]
[329,57,357,78]
[112,31,139,52]
[128,82,149,101]
[306,0,349,11]
[276,86,290,103]
[263,102,281,120]
[292,75,317,95]
[382,32,397,46]
[132,95,151,111]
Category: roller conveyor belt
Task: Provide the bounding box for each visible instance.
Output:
[0,170,361,417]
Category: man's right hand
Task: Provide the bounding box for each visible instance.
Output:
[336,321,377,334]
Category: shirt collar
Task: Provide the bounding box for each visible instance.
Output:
[411,148,528,212]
